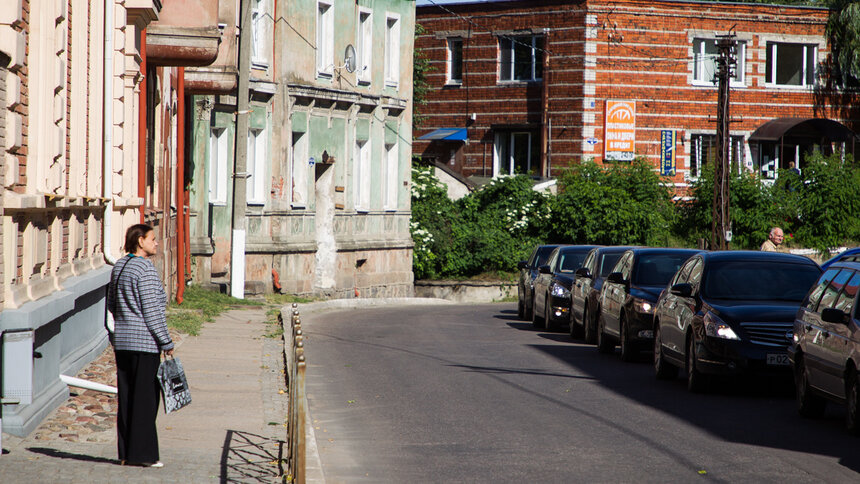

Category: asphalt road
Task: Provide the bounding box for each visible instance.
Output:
[303,303,860,483]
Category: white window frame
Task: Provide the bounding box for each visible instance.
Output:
[498,35,544,82]
[291,132,308,208]
[765,41,817,88]
[247,128,267,205]
[209,127,229,205]
[692,38,745,87]
[384,13,401,88]
[447,37,463,85]
[317,0,334,78]
[493,131,534,177]
[689,133,746,180]
[250,0,270,68]
[354,139,371,211]
[357,7,372,85]
[383,142,399,210]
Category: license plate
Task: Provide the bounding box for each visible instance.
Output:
[766,353,790,366]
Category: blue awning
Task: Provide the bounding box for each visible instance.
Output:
[418,128,467,141]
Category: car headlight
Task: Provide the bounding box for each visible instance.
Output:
[633,299,653,314]
[704,312,739,340]
[550,283,570,298]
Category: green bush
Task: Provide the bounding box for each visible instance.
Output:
[551,160,676,247]
[411,153,860,280]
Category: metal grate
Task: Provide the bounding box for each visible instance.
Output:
[739,322,794,347]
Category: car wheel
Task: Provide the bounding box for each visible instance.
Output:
[517,293,525,320]
[544,298,558,332]
[524,294,534,321]
[846,368,860,434]
[686,335,708,393]
[531,297,545,329]
[794,354,826,418]
[597,313,615,354]
[654,324,678,380]
[619,317,636,362]
[569,308,583,339]
[583,307,596,345]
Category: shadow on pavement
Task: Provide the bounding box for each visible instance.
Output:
[26,446,117,464]
[528,340,860,474]
[220,430,284,484]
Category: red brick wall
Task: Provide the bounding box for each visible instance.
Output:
[415,0,860,189]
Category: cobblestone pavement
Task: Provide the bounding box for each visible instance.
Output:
[0,309,289,483]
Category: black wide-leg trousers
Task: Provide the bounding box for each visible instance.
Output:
[115,350,161,464]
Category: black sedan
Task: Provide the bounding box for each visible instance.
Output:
[517,244,562,320]
[596,248,702,361]
[653,251,822,392]
[532,245,599,331]
[570,246,633,343]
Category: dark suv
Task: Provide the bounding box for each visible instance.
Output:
[789,260,860,434]
[518,245,562,320]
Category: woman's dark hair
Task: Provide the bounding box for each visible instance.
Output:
[124,224,154,253]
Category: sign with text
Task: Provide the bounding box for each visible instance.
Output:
[604,100,636,161]
[660,130,676,176]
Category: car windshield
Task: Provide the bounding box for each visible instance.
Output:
[558,252,588,273]
[702,261,821,301]
[598,253,624,277]
[535,246,557,267]
[633,253,694,286]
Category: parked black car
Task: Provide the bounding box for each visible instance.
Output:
[518,245,562,320]
[570,246,632,342]
[653,251,821,392]
[532,245,599,331]
[596,248,702,360]
[789,260,860,433]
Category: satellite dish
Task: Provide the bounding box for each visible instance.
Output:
[344,44,357,73]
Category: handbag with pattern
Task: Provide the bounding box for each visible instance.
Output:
[157,356,192,414]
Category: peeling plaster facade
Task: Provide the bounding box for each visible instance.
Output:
[188,0,415,298]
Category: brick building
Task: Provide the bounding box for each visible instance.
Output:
[415,0,860,192]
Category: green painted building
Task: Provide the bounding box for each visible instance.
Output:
[187,0,414,297]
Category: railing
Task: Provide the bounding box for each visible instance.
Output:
[282,303,307,483]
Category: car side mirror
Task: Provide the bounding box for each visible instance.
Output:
[670,283,693,298]
[606,272,626,284]
[538,264,552,274]
[517,260,527,270]
[821,307,849,325]
[575,267,591,278]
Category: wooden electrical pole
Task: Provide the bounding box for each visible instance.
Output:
[711,33,736,251]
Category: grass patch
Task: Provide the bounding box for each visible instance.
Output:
[166,286,318,338]
[167,285,263,336]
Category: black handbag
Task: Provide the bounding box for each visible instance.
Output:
[157,356,192,414]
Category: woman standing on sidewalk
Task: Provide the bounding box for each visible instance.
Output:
[107,224,174,468]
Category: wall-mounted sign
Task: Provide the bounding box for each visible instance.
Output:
[660,130,676,176]
[309,156,315,166]
[604,100,636,161]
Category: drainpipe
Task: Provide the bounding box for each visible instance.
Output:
[139,28,147,223]
[176,67,186,304]
[60,375,117,394]
[103,0,118,265]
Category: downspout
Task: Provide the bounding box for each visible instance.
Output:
[176,67,186,304]
[139,29,147,223]
[103,0,118,264]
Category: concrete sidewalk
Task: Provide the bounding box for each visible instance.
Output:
[0,307,288,483]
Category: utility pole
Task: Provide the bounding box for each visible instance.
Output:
[231,0,252,299]
[711,32,736,251]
